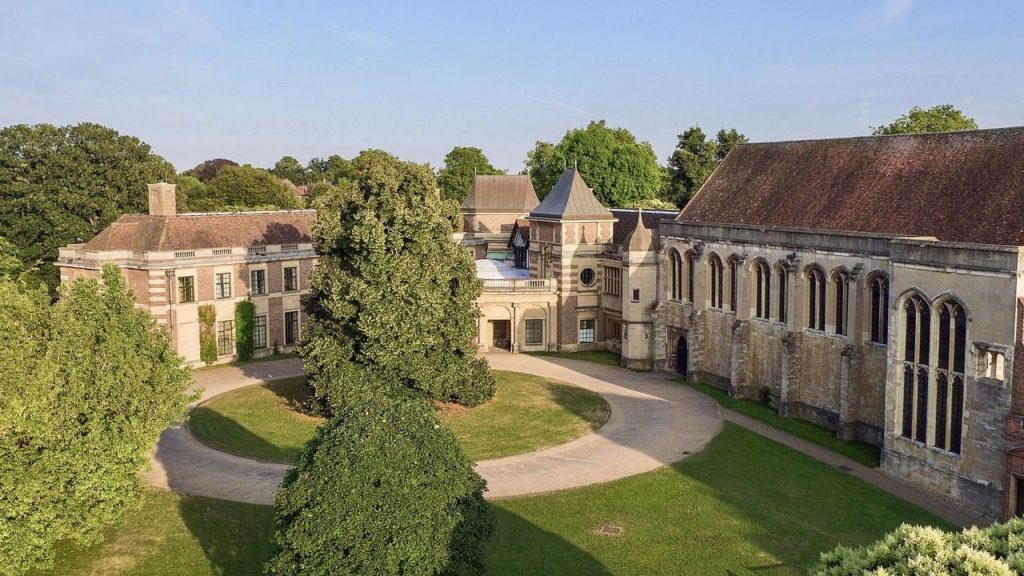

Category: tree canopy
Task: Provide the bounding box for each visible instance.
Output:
[182,158,238,182]
[301,149,495,410]
[872,104,978,135]
[437,146,504,203]
[524,120,662,207]
[307,154,354,185]
[663,126,748,208]
[0,265,194,576]
[0,122,176,291]
[271,155,309,186]
[188,165,303,211]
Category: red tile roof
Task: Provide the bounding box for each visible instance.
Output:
[83,211,314,252]
[679,128,1024,245]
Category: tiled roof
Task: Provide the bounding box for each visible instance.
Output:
[83,210,315,252]
[461,175,539,213]
[678,127,1024,245]
[530,169,615,221]
[610,209,675,246]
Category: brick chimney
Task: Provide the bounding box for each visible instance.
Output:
[148,182,176,217]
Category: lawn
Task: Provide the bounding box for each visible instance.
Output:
[188,371,610,463]
[39,423,948,576]
[681,380,882,468]
[527,349,624,367]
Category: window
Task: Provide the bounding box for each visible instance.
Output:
[727,257,739,313]
[284,311,300,345]
[754,261,771,320]
[579,267,596,287]
[807,267,825,331]
[579,319,595,343]
[709,255,724,309]
[607,319,621,341]
[525,319,544,345]
[834,272,849,336]
[776,265,788,323]
[631,289,640,302]
[253,315,267,349]
[978,347,1006,381]
[177,276,195,303]
[604,266,621,296]
[869,275,889,344]
[670,250,683,300]
[901,295,930,443]
[215,272,232,299]
[250,269,266,296]
[686,252,696,302]
[284,266,299,292]
[217,319,234,356]
[934,300,966,454]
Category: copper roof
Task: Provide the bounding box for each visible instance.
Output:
[82,210,314,252]
[529,169,615,221]
[460,175,539,213]
[679,127,1024,245]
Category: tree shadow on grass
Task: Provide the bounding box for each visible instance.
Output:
[486,507,610,576]
[188,405,297,464]
[545,380,611,431]
[177,494,277,576]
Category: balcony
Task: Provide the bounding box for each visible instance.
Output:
[481,278,557,293]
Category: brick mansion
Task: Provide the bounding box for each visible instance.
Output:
[57,127,1024,522]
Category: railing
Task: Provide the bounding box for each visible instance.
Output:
[480,278,556,293]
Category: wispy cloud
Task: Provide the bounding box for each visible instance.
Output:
[341,32,393,47]
[527,95,586,115]
[877,0,914,25]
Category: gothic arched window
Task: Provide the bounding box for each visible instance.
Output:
[670,249,683,300]
[869,275,889,344]
[901,295,930,443]
[727,256,740,313]
[833,271,849,336]
[709,255,724,309]
[776,264,788,323]
[685,252,696,303]
[754,261,771,319]
[807,266,826,331]
[934,300,967,454]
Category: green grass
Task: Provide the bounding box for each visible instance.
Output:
[439,371,610,461]
[527,350,623,367]
[193,352,300,371]
[189,371,609,464]
[39,424,949,576]
[681,380,882,468]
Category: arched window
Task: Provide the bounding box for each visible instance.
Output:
[833,271,849,336]
[935,300,966,454]
[754,261,771,319]
[727,257,739,313]
[869,275,889,344]
[685,252,696,303]
[708,255,724,309]
[901,295,930,443]
[807,267,826,331]
[776,264,788,323]
[670,250,683,300]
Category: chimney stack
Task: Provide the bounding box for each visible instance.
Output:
[148,182,176,217]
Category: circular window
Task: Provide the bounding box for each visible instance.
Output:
[579,268,596,287]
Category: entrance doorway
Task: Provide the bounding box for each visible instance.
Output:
[491,320,511,351]
[675,335,689,377]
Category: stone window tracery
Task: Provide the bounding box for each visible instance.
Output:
[754,260,771,320]
[686,252,696,303]
[670,249,683,300]
[833,271,850,336]
[934,300,966,454]
[869,275,889,344]
[727,256,739,313]
[807,266,826,331]
[776,264,788,323]
[709,254,724,309]
[901,295,931,444]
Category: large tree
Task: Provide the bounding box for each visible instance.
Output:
[0,122,176,290]
[524,120,662,206]
[301,149,495,410]
[191,165,303,211]
[182,158,238,182]
[663,126,748,208]
[872,104,978,135]
[437,146,504,203]
[308,154,354,185]
[0,265,194,576]
[271,155,309,186]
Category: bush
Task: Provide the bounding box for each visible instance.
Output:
[266,389,493,576]
[235,299,255,361]
[198,304,217,364]
[812,519,1024,575]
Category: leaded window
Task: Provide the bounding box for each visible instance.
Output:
[901,295,930,443]
[217,319,234,356]
[727,257,739,313]
[670,250,683,300]
[709,255,724,309]
[284,266,299,292]
[934,301,966,454]
[177,276,195,303]
[579,319,595,343]
[834,272,849,336]
[686,252,696,302]
[754,261,771,320]
[250,269,266,296]
[807,267,825,331]
[215,272,232,299]
[869,275,889,344]
[253,315,267,349]
[285,311,299,345]
[525,319,543,345]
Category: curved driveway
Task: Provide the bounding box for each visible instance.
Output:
[143,354,721,505]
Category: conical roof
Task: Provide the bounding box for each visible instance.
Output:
[529,169,614,221]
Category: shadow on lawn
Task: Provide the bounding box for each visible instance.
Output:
[177,495,277,576]
[188,405,294,463]
[487,507,610,575]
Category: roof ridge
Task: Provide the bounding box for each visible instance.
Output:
[741,126,1024,148]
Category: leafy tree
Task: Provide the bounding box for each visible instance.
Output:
[192,165,303,211]
[303,181,339,205]
[664,126,748,208]
[0,122,176,291]
[0,265,194,576]
[173,174,206,212]
[0,236,26,278]
[182,158,238,182]
[235,299,255,361]
[307,154,353,185]
[271,155,309,186]
[437,146,504,202]
[266,390,493,576]
[524,121,661,206]
[872,104,978,135]
[198,304,218,364]
[301,149,495,410]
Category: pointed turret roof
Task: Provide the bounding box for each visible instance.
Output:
[624,209,655,252]
[529,169,614,221]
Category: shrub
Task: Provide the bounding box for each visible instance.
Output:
[198,304,217,364]
[266,389,494,576]
[235,299,255,361]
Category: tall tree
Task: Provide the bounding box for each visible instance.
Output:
[872,104,978,135]
[191,165,303,211]
[307,154,353,185]
[664,126,748,208]
[437,146,504,203]
[182,158,238,182]
[524,120,662,206]
[0,122,176,291]
[271,155,309,186]
[0,265,194,576]
[301,149,495,410]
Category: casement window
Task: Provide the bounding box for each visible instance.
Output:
[284,266,299,292]
[670,250,683,300]
[686,252,696,302]
[177,276,195,303]
[253,315,267,349]
[807,267,826,331]
[604,266,621,296]
[754,261,771,320]
[217,319,234,356]
[250,269,266,296]
[709,255,724,309]
[579,319,595,343]
[934,300,966,454]
[834,272,849,336]
[869,275,889,344]
[215,272,232,299]
[284,311,300,345]
[901,295,930,443]
[525,319,543,345]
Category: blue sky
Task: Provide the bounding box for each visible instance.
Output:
[2,0,1022,173]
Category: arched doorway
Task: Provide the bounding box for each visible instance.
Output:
[675,335,688,377]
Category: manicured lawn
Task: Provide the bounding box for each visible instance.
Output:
[189,371,609,463]
[39,424,948,576]
[527,350,623,367]
[193,351,299,371]
[439,371,610,461]
[681,380,882,468]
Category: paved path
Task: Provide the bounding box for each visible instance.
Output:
[142,354,722,505]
